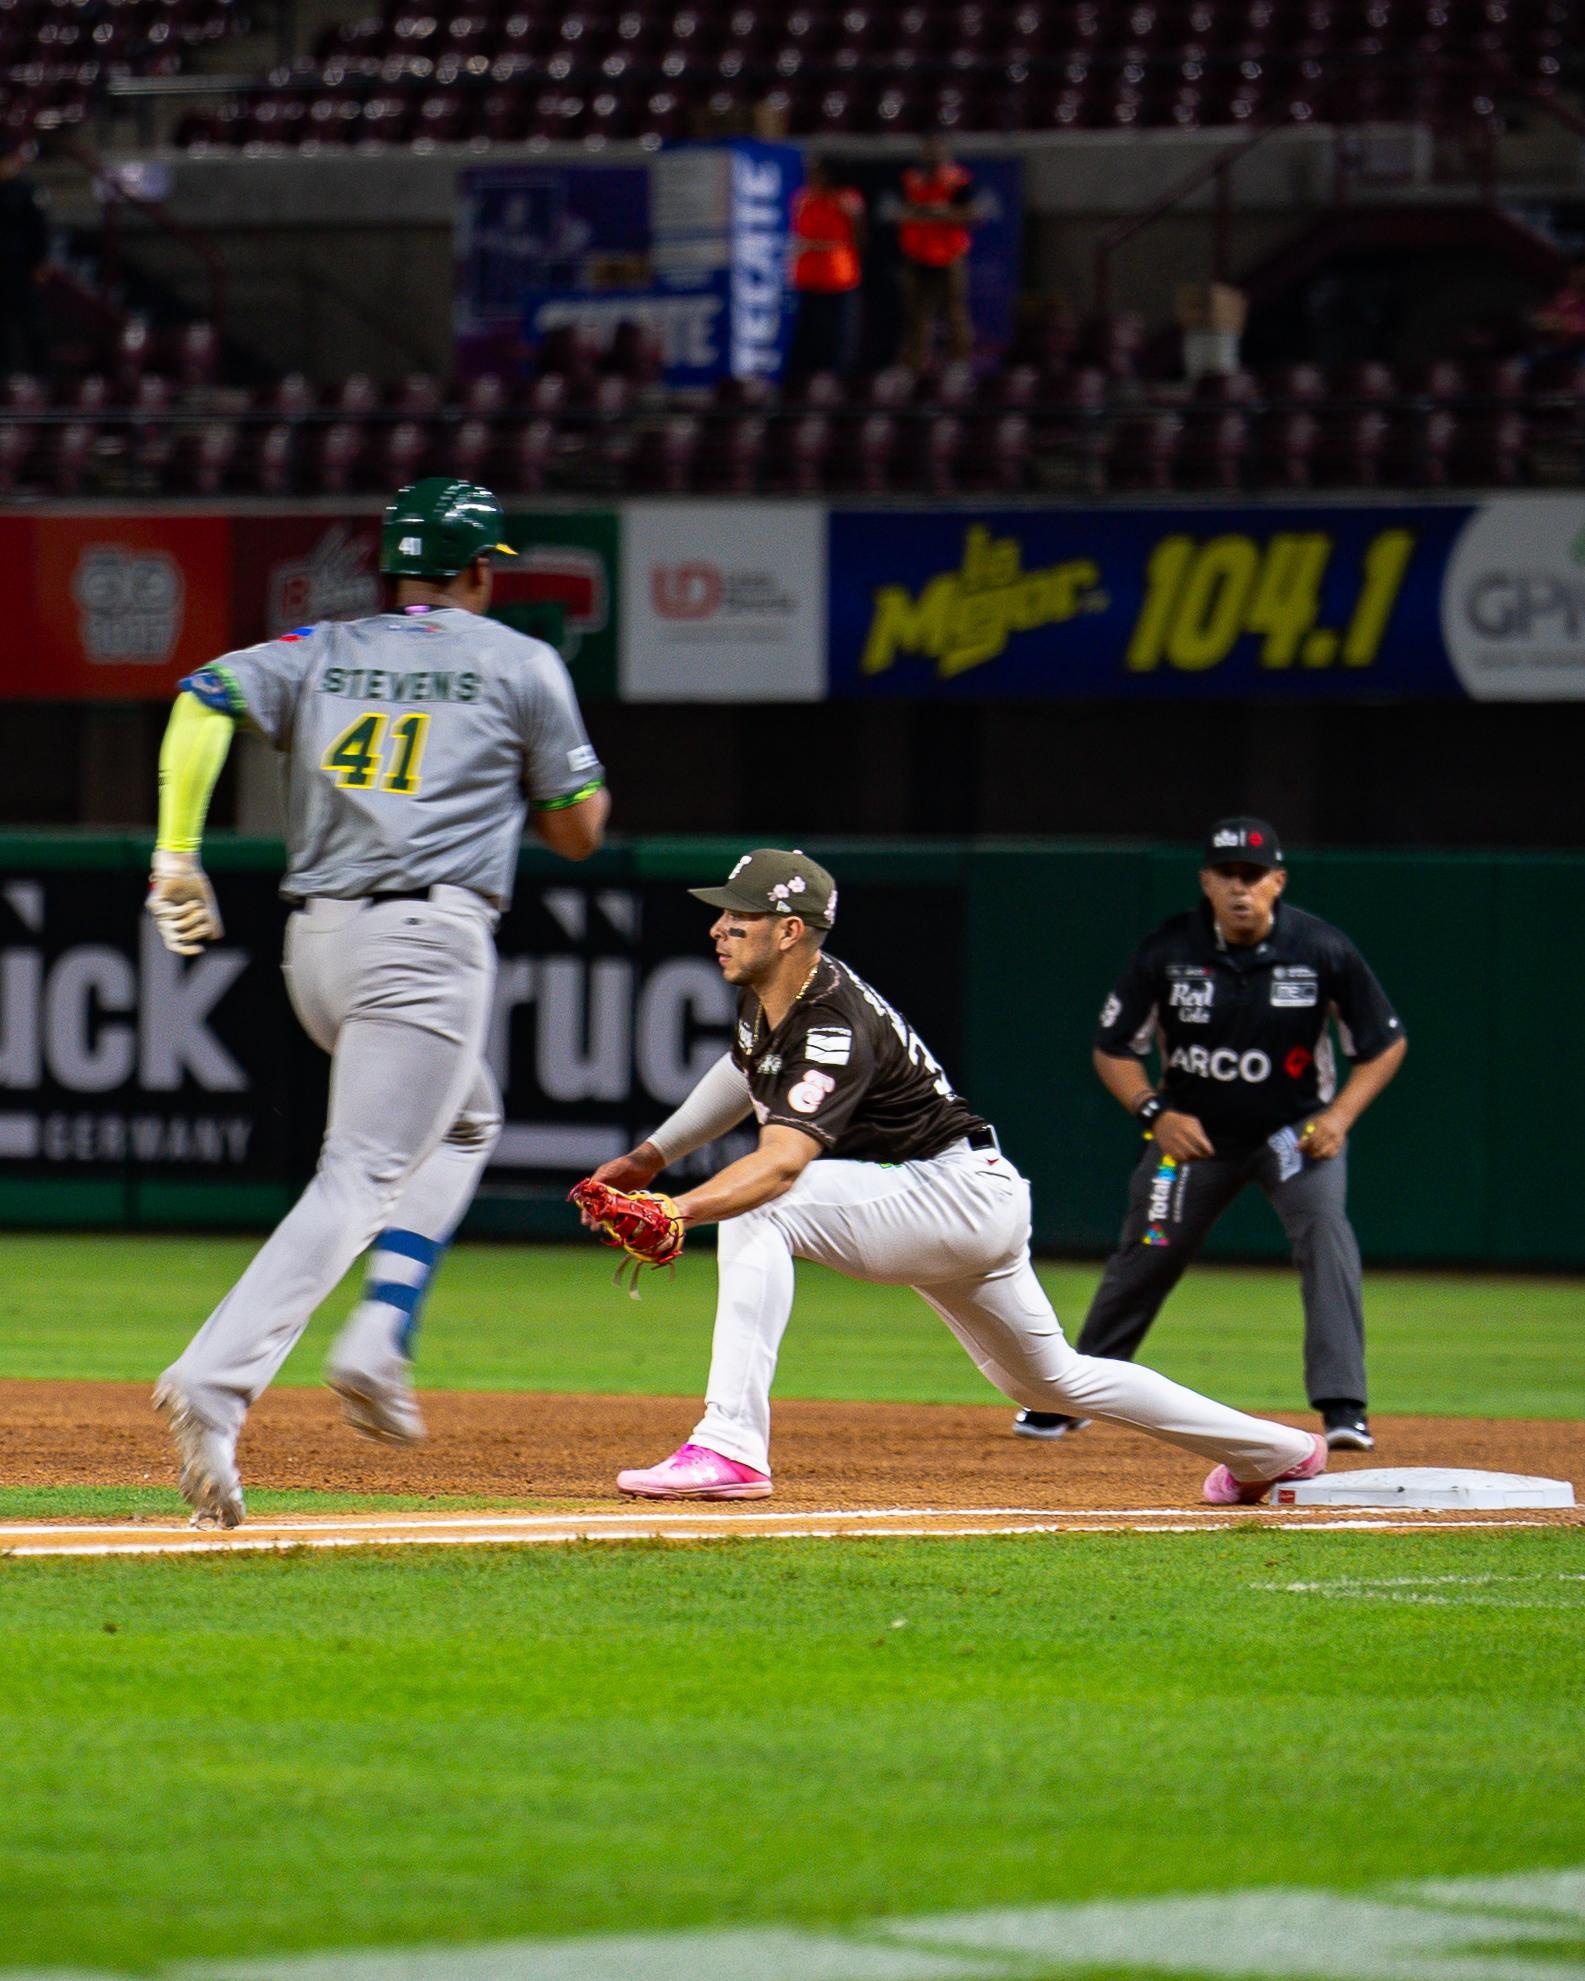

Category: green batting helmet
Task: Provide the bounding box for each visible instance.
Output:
[379,476,517,579]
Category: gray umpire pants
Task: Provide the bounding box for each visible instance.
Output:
[1077,1138,1368,1409]
[162,888,502,1441]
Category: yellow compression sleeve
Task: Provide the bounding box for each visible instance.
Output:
[156,691,237,854]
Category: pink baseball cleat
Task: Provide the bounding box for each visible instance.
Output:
[1203,1432,1328,1506]
[616,1442,773,1500]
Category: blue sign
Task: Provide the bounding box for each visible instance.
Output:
[651,140,803,385]
[456,146,801,387]
[456,164,650,333]
[827,504,1473,700]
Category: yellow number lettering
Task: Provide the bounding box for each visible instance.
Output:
[1166,535,1260,670]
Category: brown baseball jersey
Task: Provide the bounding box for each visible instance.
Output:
[729,954,987,1161]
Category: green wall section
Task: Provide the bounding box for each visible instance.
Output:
[0,835,1576,1266]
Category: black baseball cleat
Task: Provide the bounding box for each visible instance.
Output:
[1012,1410,1091,1441]
[1322,1408,1375,1452]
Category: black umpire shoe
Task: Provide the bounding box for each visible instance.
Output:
[1321,1406,1375,1452]
[1012,1410,1091,1441]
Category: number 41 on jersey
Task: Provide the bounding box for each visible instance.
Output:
[321,712,430,794]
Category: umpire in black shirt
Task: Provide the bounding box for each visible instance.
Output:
[1016,818,1407,1453]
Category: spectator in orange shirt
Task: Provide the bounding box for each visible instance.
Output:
[789,157,865,378]
[896,135,979,370]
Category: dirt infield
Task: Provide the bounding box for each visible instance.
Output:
[3,1379,1581,1519]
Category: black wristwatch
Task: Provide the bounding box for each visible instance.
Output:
[1134,1094,1166,1134]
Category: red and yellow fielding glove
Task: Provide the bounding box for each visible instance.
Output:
[569,1178,686,1272]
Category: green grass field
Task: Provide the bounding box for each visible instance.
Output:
[3,1234,1582,1979]
[3,1234,1582,1417]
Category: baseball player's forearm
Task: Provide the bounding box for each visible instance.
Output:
[648,1054,754,1167]
[1324,1035,1407,1129]
[532,783,609,861]
[673,1126,819,1226]
[1093,1048,1155,1113]
[156,691,236,854]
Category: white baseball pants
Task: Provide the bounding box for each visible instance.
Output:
[162,888,501,1440]
[692,1141,1315,1481]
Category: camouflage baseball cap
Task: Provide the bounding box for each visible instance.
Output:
[689,848,839,929]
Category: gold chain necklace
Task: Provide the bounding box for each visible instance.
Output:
[753,957,823,1048]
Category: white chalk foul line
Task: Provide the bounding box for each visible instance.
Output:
[0,1511,1556,1558]
[0,1500,1523,1542]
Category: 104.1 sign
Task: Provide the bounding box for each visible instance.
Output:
[826,503,1468,699]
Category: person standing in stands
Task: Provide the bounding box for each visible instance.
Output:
[788,158,865,379]
[896,135,979,370]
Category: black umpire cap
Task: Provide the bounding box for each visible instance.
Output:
[1203,817,1284,869]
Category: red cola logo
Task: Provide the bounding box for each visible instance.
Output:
[1285,1046,1313,1079]
[492,546,608,657]
[651,563,723,620]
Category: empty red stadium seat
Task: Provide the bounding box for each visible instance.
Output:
[253,422,297,496]
[1106,410,1181,491]
[170,420,238,495]
[314,420,366,494]
[380,418,431,488]
[829,411,897,493]
[763,411,832,493]
[629,413,700,492]
[0,419,36,494]
[1177,408,1250,490]
[697,412,767,493]
[171,321,219,392]
[393,371,444,417]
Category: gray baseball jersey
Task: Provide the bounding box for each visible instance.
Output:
[184,606,602,906]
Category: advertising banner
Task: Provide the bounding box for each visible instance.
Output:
[231,514,384,647]
[0,865,305,1195]
[454,162,651,376]
[484,868,963,1182]
[455,147,801,387]
[496,508,620,699]
[828,502,1473,700]
[650,141,803,385]
[3,514,235,701]
[620,502,825,701]
[1439,493,1585,700]
[0,852,961,1209]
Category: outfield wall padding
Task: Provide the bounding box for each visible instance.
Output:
[0,834,1573,1266]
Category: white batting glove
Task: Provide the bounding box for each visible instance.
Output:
[146,849,223,956]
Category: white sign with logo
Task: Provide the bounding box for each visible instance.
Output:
[72,546,185,665]
[1442,496,1585,700]
[620,502,826,701]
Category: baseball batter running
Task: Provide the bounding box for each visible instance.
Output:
[572,849,1327,1506]
[147,477,608,1528]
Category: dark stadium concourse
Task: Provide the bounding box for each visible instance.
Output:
[16,696,1585,853]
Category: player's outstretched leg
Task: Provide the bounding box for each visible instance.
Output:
[324,1066,502,1445]
[915,1255,1325,1503]
[616,1205,788,1499]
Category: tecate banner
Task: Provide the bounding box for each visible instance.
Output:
[621,502,826,701]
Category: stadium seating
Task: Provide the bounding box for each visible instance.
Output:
[1,0,250,139]
[5,313,1585,498]
[166,0,1575,150]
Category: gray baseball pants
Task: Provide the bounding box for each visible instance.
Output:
[1078,1140,1368,1408]
[161,888,501,1441]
